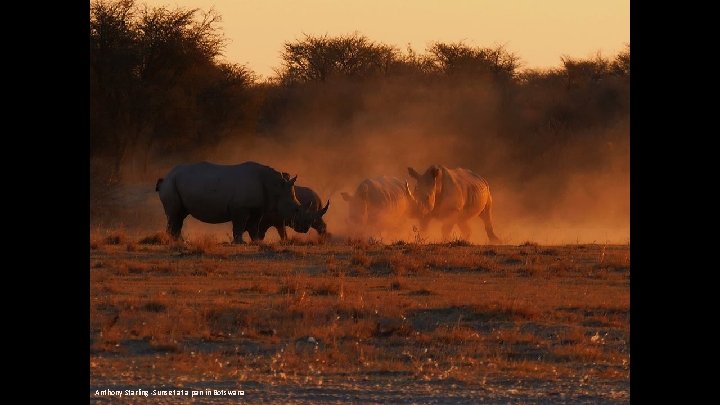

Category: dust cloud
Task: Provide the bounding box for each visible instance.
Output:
[94,77,629,245]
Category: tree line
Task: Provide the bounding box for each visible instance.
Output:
[90,0,629,214]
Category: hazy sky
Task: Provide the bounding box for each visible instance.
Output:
[143,0,629,78]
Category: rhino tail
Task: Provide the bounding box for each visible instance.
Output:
[155,178,164,192]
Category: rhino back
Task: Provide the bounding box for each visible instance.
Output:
[167,162,268,223]
[295,186,322,212]
[362,176,410,214]
[436,167,491,216]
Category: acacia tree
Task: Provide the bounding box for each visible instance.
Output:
[278,33,399,84]
[427,42,521,81]
[611,44,630,77]
[90,0,141,179]
[133,4,226,160]
[560,53,612,88]
[90,0,256,180]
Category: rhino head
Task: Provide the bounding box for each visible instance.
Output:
[312,200,330,234]
[270,173,303,224]
[407,165,441,216]
[291,200,330,233]
[341,183,369,225]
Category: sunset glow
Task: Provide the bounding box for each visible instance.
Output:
[143,0,629,77]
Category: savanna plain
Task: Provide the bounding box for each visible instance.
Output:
[90,229,629,404]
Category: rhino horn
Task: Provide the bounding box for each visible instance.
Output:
[405,180,416,201]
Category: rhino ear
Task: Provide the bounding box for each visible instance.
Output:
[289,175,297,185]
[408,167,420,179]
[341,192,352,202]
[430,166,440,178]
[319,200,330,216]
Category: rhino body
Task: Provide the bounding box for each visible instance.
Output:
[156,161,301,243]
[341,176,416,233]
[253,185,329,240]
[408,165,500,243]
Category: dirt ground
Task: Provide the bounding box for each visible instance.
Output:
[90,234,629,403]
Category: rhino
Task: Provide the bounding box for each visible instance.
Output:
[341,176,416,232]
[155,161,302,243]
[250,185,330,240]
[407,165,500,243]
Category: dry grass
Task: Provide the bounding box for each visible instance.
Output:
[90,237,629,391]
[103,229,128,245]
[258,243,277,252]
[163,233,221,256]
[187,233,218,254]
[596,249,630,272]
[139,232,172,245]
[350,251,371,267]
[446,238,473,247]
[310,281,341,296]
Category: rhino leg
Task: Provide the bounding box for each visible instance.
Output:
[231,212,251,244]
[275,224,288,240]
[249,215,275,242]
[164,204,188,240]
[458,220,472,240]
[418,216,431,233]
[256,223,270,241]
[246,212,264,242]
[161,193,187,240]
[166,215,186,240]
[441,223,455,240]
[480,197,501,244]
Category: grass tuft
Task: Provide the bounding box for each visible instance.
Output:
[105,229,128,245]
[139,232,172,245]
[447,238,473,247]
[350,251,372,267]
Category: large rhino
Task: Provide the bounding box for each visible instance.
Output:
[250,185,330,241]
[341,176,416,232]
[407,165,500,243]
[155,161,303,243]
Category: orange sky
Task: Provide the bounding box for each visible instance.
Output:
[143,0,629,78]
